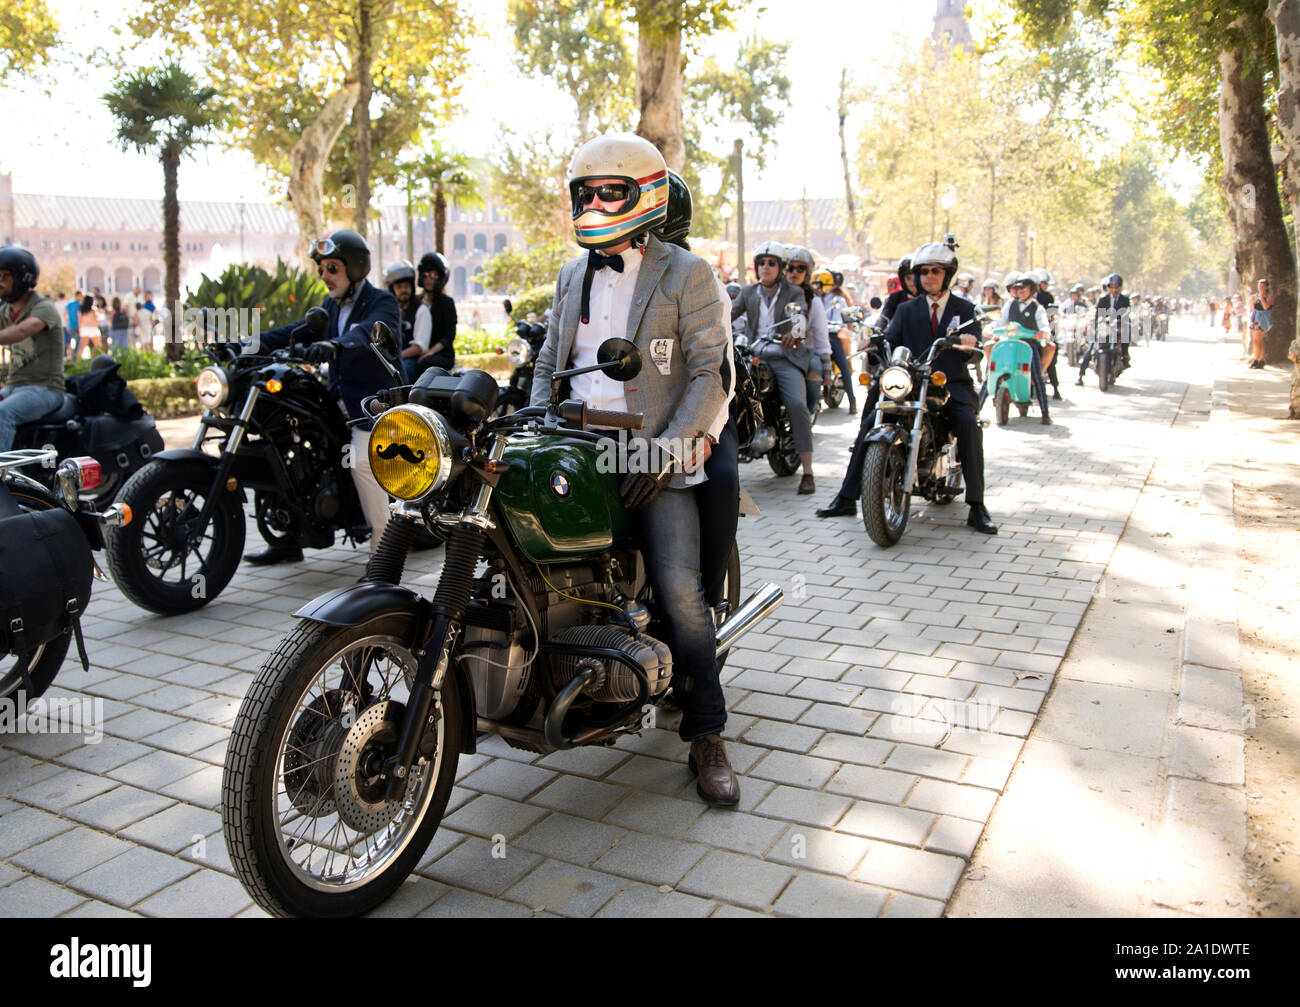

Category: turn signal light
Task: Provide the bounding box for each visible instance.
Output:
[931,371,948,386]
[265,379,283,394]
[858,373,871,386]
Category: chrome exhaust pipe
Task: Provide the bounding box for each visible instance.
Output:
[716,582,784,657]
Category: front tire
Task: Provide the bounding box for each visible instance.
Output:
[222,614,460,918]
[862,440,910,547]
[767,419,801,477]
[105,461,246,615]
[1097,352,1111,392]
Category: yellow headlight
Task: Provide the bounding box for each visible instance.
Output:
[368,404,453,501]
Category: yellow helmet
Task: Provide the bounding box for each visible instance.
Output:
[812,268,835,291]
[568,133,669,250]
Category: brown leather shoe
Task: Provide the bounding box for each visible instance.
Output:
[797,473,815,495]
[688,734,740,806]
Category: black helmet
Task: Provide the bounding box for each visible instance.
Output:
[0,246,40,302]
[896,256,913,288]
[89,354,119,372]
[830,270,844,287]
[418,251,449,282]
[650,169,692,246]
[725,282,741,301]
[310,229,370,283]
[1105,273,1123,289]
[383,260,415,291]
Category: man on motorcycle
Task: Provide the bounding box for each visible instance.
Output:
[880,256,917,327]
[1079,272,1130,381]
[814,266,857,414]
[953,271,976,301]
[1030,269,1061,400]
[0,247,65,453]
[1001,274,1054,424]
[785,247,833,419]
[529,133,736,805]
[253,228,401,564]
[887,242,997,533]
[731,240,819,494]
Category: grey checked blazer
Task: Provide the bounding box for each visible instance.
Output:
[529,234,727,483]
[731,280,813,369]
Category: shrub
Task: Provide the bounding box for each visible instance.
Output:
[128,377,200,417]
[509,284,555,323]
[185,259,327,330]
[67,344,204,380]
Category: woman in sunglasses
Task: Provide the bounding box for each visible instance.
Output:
[784,246,833,417]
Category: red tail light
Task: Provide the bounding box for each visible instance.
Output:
[1021,363,1030,374]
[70,456,102,490]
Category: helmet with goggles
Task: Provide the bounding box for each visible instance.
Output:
[811,268,835,290]
[309,229,371,283]
[568,133,669,250]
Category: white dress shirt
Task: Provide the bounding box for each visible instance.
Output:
[570,247,642,413]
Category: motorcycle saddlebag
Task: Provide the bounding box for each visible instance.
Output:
[0,508,93,655]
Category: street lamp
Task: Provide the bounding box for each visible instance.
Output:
[941,189,955,237]
[719,200,733,242]
[725,119,748,282]
[1027,229,1036,270]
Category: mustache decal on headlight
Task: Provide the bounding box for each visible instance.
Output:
[375,443,426,464]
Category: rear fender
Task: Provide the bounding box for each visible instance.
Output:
[294,583,478,754]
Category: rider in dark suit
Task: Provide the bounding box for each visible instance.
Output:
[1079,272,1130,380]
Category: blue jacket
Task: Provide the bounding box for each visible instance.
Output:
[883,293,979,385]
[259,278,401,428]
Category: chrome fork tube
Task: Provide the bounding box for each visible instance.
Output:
[903,380,928,491]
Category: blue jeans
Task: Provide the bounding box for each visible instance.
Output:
[0,385,64,452]
[637,487,726,741]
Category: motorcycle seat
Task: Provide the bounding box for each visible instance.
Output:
[27,393,79,426]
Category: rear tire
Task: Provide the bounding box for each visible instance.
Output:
[1015,401,1030,418]
[767,420,801,477]
[1098,353,1111,392]
[995,387,1010,426]
[862,440,910,547]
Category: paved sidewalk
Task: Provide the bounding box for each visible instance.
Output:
[0,325,1216,917]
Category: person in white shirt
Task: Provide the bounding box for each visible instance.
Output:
[999,274,1053,424]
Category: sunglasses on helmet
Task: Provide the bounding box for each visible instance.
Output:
[575,182,633,206]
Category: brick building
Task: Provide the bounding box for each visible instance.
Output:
[0,170,523,302]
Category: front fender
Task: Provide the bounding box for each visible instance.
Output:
[865,424,908,448]
[294,583,478,754]
[152,448,217,466]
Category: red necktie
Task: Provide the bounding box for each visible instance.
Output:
[931,302,939,336]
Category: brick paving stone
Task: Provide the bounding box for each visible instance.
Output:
[677,850,794,911]
[595,881,715,918]
[773,639,838,660]
[136,868,253,917]
[11,767,119,812]
[55,736,154,775]
[727,649,790,673]
[727,669,793,696]
[532,773,638,821]
[458,759,557,801]
[0,806,73,859]
[2,730,87,761]
[82,673,164,702]
[103,708,187,742]
[767,824,871,876]
[593,832,709,886]
[733,692,812,722]
[0,863,24,888]
[753,785,850,830]
[925,815,985,857]
[62,901,141,919]
[683,811,787,857]
[901,673,975,700]
[740,719,824,753]
[147,719,231,757]
[853,841,965,901]
[65,785,175,833]
[884,743,970,782]
[797,702,875,735]
[514,813,625,867]
[422,835,543,897]
[602,791,703,838]
[808,733,891,767]
[772,871,888,918]
[779,657,850,681]
[825,763,917,805]
[119,803,222,853]
[906,778,998,821]
[69,846,199,907]
[606,754,691,797]
[108,751,208,791]
[788,679,862,705]
[535,746,629,778]
[504,858,625,917]
[442,794,548,840]
[880,892,946,918]
[364,876,451,918]
[749,750,839,789]
[158,764,223,810]
[838,800,934,847]
[12,827,135,883]
[0,875,87,917]
[417,888,533,918]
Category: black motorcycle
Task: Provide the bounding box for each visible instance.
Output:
[493,319,547,416]
[1089,311,1128,392]
[0,448,130,711]
[732,303,808,477]
[105,309,390,615]
[859,331,974,547]
[13,357,164,504]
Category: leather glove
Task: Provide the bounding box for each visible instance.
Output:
[304,340,338,363]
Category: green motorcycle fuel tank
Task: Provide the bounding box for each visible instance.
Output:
[494,435,633,564]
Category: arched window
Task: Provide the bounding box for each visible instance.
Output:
[473,233,487,253]
[453,233,467,252]
[453,266,467,300]
[493,234,507,253]
[472,266,484,296]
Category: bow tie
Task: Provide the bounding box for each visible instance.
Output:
[590,251,624,273]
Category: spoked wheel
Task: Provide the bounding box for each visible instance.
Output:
[861,440,911,547]
[105,461,245,614]
[222,615,461,918]
[767,420,801,477]
[255,492,299,548]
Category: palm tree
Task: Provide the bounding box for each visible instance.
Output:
[416,143,486,255]
[104,62,224,358]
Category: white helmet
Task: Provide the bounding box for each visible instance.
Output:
[567,133,669,250]
[785,245,815,268]
[752,240,788,267]
[911,241,958,291]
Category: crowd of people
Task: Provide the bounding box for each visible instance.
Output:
[58,286,160,360]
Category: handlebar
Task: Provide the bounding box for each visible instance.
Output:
[585,408,644,430]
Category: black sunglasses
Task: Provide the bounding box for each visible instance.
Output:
[917,266,947,276]
[576,182,632,206]
[755,258,780,268]
[786,264,808,273]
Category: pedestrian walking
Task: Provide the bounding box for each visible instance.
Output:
[109,296,130,352]
[1248,278,1273,369]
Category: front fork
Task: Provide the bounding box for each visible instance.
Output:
[186,387,261,540]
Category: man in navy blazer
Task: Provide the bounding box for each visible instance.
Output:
[883,242,996,535]
[252,228,402,563]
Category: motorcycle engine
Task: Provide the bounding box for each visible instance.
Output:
[549,624,672,703]
[748,424,777,455]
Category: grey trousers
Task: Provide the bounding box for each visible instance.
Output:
[765,356,814,453]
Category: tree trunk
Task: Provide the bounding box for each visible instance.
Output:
[161,141,182,361]
[405,182,415,265]
[837,69,858,245]
[434,184,447,255]
[634,0,685,172]
[1220,21,1297,365]
[1267,0,1300,413]
[353,0,374,239]
[734,139,745,284]
[984,165,996,278]
[287,82,360,270]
